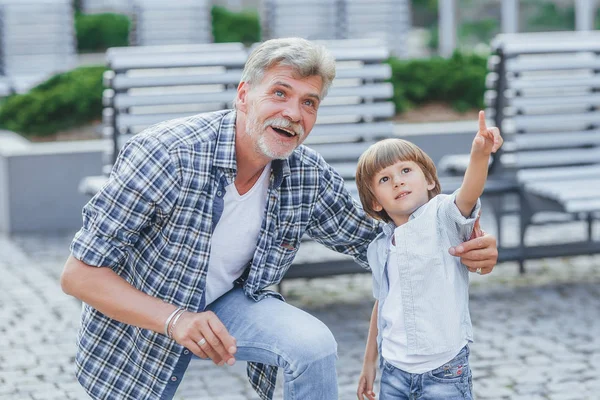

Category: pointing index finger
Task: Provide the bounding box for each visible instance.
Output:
[478,110,487,132]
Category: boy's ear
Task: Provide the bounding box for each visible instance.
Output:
[427,181,436,191]
[372,200,383,212]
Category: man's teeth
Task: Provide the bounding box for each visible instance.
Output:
[273,126,296,136]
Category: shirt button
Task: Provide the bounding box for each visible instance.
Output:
[171,376,178,382]
[183,350,189,355]
[217,191,222,197]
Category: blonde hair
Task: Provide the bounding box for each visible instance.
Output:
[355,138,441,223]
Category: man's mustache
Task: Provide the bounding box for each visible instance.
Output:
[263,118,304,137]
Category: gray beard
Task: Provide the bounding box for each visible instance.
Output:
[245,113,302,160]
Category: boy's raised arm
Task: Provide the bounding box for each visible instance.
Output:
[456,111,503,217]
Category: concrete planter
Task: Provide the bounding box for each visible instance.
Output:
[0,131,106,233]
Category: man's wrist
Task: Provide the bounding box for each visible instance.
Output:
[164,306,184,338]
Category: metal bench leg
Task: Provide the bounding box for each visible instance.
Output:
[488,195,503,249]
[587,213,593,242]
[518,191,531,275]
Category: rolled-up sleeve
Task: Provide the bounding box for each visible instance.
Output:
[306,161,379,269]
[71,135,181,269]
[441,190,481,242]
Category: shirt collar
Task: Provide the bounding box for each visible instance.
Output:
[213,109,238,171]
[381,200,430,237]
[212,109,291,188]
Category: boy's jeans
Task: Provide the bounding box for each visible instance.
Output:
[380,345,473,400]
[191,287,338,400]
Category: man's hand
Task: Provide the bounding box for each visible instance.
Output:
[449,216,498,275]
[472,110,502,156]
[172,310,237,366]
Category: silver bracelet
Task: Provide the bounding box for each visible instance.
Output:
[168,308,187,339]
[164,307,184,338]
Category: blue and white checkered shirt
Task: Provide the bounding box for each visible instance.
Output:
[70,109,378,399]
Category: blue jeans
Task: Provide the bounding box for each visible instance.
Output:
[199,287,338,400]
[379,346,473,400]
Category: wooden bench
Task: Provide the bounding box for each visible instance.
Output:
[261,0,411,57]
[260,0,339,41]
[486,31,600,270]
[81,0,133,14]
[0,0,77,93]
[130,0,211,46]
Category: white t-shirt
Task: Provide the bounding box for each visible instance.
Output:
[380,233,467,374]
[204,163,271,305]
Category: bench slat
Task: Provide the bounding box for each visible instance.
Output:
[515,147,600,169]
[510,113,600,132]
[111,70,244,90]
[113,89,238,108]
[515,130,600,150]
[110,53,248,70]
[517,164,600,182]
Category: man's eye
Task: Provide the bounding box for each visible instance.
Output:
[304,99,314,107]
[275,90,284,97]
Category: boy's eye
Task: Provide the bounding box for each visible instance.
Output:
[402,168,411,173]
[379,176,389,184]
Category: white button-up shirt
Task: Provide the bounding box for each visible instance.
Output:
[368,192,480,358]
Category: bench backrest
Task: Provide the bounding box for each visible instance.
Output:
[130,0,212,46]
[102,39,395,178]
[102,42,248,171]
[260,0,339,41]
[0,0,76,87]
[339,0,411,58]
[81,0,133,14]
[484,31,600,182]
[260,0,411,58]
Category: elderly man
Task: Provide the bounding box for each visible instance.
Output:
[61,38,501,400]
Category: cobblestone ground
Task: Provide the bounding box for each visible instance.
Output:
[2,211,600,399]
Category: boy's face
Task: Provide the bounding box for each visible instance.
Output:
[371,160,435,226]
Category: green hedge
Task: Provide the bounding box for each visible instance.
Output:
[75,12,130,52]
[211,6,261,45]
[0,66,106,138]
[387,52,487,113]
[0,53,487,138]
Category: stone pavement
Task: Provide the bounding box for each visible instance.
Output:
[1,213,600,399]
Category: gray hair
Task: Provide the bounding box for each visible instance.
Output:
[235,38,336,107]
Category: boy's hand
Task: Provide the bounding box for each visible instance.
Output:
[472,110,502,156]
[357,363,377,400]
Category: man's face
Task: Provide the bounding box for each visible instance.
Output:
[237,65,323,160]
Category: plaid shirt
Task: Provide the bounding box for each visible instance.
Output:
[71,110,379,399]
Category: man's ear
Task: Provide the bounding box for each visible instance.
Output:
[236,81,250,113]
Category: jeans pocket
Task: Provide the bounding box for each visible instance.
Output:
[428,347,470,383]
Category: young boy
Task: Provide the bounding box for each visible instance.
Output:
[355,111,501,400]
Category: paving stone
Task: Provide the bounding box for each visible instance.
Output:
[2,225,600,399]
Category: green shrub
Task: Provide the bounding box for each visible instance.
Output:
[387,52,487,113]
[0,66,106,137]
[211,6,261,45]
[75,12,130,52]
[524,2,575,31]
